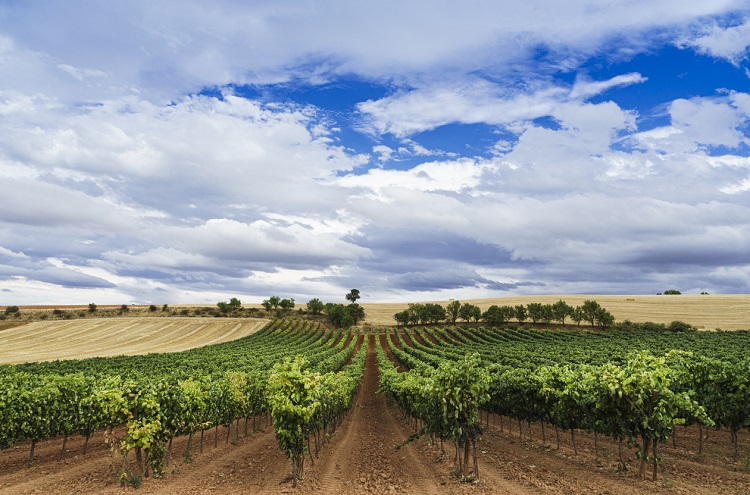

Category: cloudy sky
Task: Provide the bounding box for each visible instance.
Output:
[2,1,750,305]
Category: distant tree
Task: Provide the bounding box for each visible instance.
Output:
[162,304,169,311]
[279,298,295,312]
[120,304,129,313]
[268,296,281,309]
[345,289,361,303]
[551,299,574,325]
[327,303,363,328]
[306,298,325,315]
[4,305,19,315]
[594,307,615,328]
[580,300,603,327]
[393,310,410,326]
[514,304,527,323]
[445,300,461,325]
[88,303,97,313]
[571,306,584,327]
[217,301,230,313]
[482,305,507,327]
[228,297,242,310]
[422,303,446,324]
[526,303,544,324]
[407,303,425,325]
[261,299,273,312]
[348,303,365,324]
[458,303,481,323]
[663,289,681,295]
[149,305,158,312]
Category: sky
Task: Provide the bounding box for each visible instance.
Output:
[2,1,750,305]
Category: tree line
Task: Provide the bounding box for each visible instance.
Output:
[393,299,615,328]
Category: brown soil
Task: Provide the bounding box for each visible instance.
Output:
[1,335,748,494]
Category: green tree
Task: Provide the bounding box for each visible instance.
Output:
[279,298,295,312]
[269,296,281,310]
[551,300,574,325]
[345,289,361,303]
[458,303,481,323]
[306,298,325,315]
[445,300,461,325]
[422,303,446,324]
[88,303,97,313]
[514,304,527,323]
[393,310,410,326]
[580,300,603,327]
[526,303,544,324]
[481,305,507,327]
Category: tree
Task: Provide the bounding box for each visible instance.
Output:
[306,298,325,315]
[446,300,461,325]
[422,303,446,324]
[595,307,615,328]
[514,305,527,323]
[88,303,97,313]
[4,305,19,315]
[458,303,481,323]
[345,289,361,303]
[526,303,544,324]
[269,296,281,310]
[228,298,242,310]
[261,299,273,312]
[581,300,604,327]
[393,310,410,326]
[482,305,507,327]
[279,298,295,312]
[551,300,574,325]
[663,289,681,295]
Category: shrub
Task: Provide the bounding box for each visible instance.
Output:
[667,320,696,332]
[149,305,158,312]
[4,306,19,315]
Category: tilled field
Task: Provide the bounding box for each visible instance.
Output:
[1,335,747,495]
[0,318,268,364]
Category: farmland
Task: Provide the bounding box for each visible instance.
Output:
[0,297,748,494]
[0,318,268,365]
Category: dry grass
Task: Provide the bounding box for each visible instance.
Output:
[360,294,750,330]
[0,317,268,365]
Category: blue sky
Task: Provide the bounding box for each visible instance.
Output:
[1,1,750,305]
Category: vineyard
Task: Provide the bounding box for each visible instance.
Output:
[0,318,749,494]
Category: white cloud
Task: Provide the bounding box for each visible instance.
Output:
[630,94,750,153]
[569,73,648,99]
[678,19,750,64]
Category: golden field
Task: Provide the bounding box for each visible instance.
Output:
[0,317,268,365]
[360,294,750,330]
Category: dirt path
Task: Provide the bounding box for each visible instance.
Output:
[295,334,442,494]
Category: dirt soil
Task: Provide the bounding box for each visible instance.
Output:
[1,334,748,494]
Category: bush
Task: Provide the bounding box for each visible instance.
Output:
[149,305,158,312]
[668,320,696,332]
[4,306,19,315]
[663,289,681,295]
[52,309,64,315]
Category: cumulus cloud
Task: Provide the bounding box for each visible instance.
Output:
[677,19,750,65]
[2,1,750,303]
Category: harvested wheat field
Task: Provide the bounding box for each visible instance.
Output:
[0,317,268,365]
[361,294,750,330]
